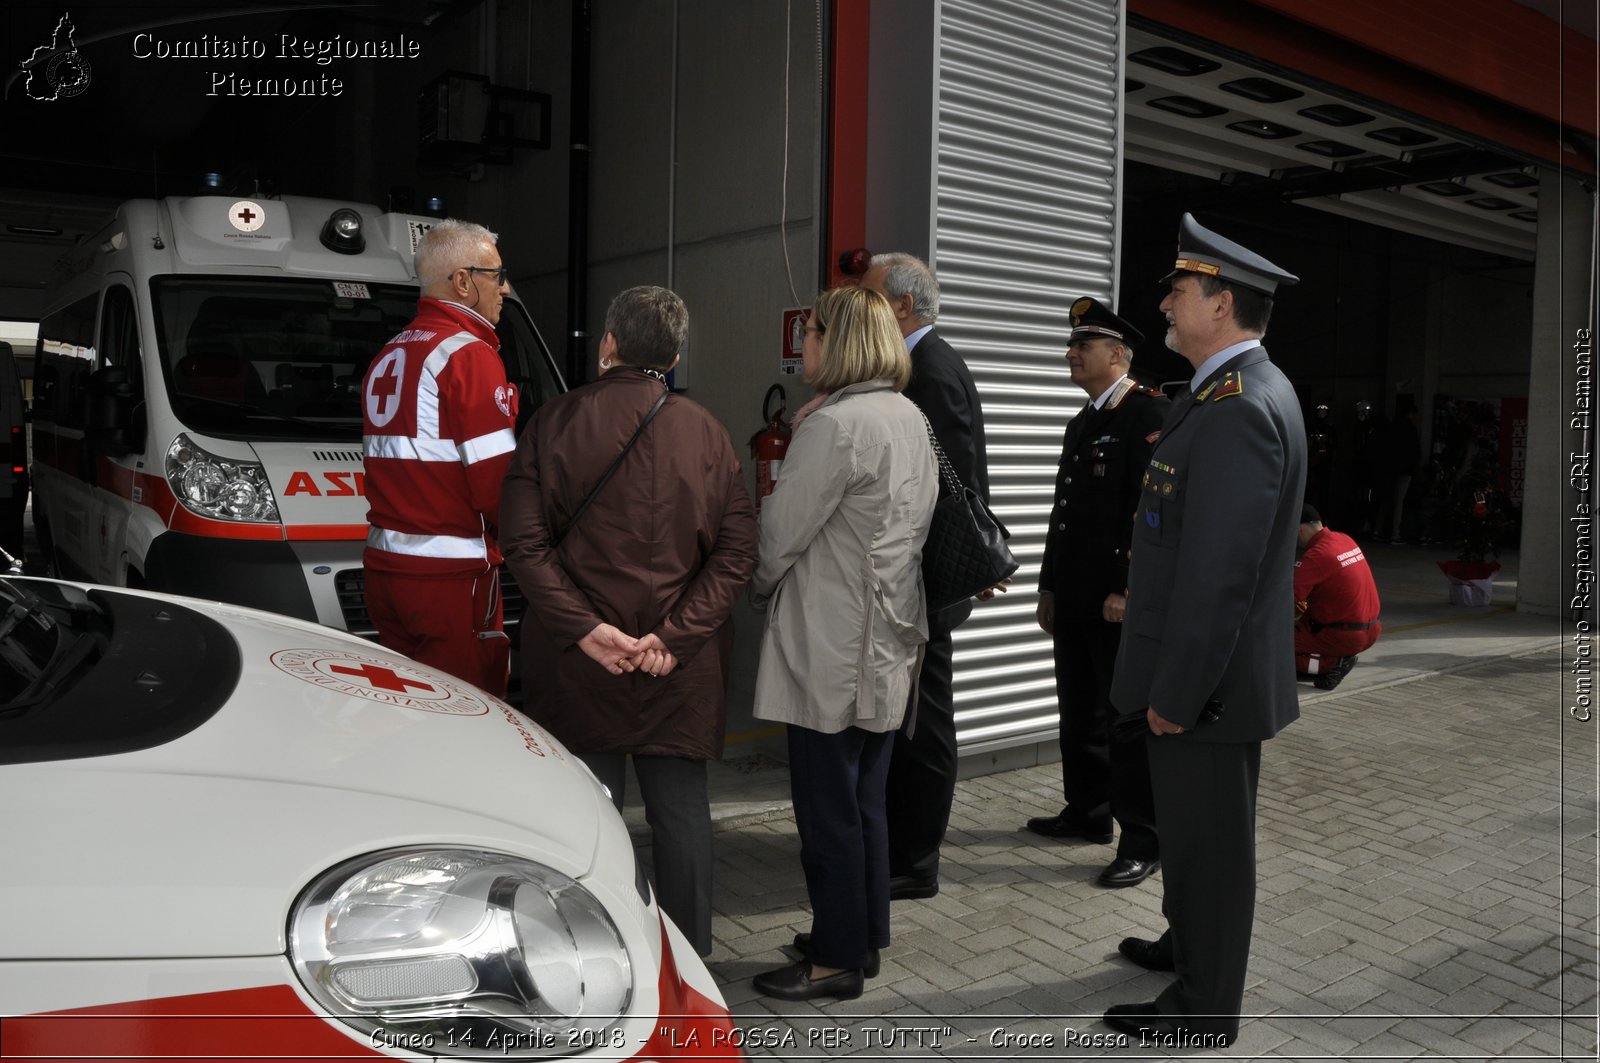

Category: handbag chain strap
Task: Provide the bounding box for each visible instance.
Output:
[919,411,966,497]
[553,387,670,548]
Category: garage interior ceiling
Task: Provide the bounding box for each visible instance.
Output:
[1122,26,1541,261]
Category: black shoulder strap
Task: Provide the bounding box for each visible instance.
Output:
[552,388,670,549]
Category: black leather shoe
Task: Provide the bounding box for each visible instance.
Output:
[1314,654,1358,690]
[753,960,864,1001]
[793,933,880,978]
[888,874,939,900]
[1023,814,1114,844]
[1117,935,1175,972]
[1098,857,1160,888]
[1103,1002,1232,1048]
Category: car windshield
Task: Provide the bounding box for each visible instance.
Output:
[0,578,95,712]
[149,277,562,442]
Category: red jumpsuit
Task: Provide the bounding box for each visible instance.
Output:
[361,297,518,694]
[1294,527,1382,675]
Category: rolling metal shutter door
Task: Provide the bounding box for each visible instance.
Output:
[933,0,1126,753]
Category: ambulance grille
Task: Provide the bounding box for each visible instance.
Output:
[335,568,528,639]
[313,450,364,464]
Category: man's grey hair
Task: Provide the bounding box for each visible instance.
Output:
[605,285,689,370]
[415,219,499,288]
[869,252,940,326]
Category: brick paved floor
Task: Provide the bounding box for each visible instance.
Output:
[677,647,1596,1060]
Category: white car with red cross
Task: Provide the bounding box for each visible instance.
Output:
[0,575,741,1062]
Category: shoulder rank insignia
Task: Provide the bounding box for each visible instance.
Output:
[1211,372,1244,401]
[1145,429,1162,444]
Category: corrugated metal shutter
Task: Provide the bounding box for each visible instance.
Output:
[933,0,1126,753]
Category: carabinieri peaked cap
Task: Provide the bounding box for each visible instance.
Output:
[1069,296,1145,347]
[1162,212,1299,296]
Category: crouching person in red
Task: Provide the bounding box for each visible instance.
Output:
[1294,504,1381,690]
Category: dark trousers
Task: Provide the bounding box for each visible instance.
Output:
[787,724,894,970]
[1054,617,1159,861]
[582,753,713,957]
[1147,736,1261,1038]
[885,609,959,880]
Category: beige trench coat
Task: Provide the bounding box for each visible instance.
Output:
[750,379,937,734]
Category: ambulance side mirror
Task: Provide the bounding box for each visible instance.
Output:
[87,367,145,457]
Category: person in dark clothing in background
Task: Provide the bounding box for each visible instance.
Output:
[862,252,992,901]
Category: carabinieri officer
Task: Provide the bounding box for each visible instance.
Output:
[1102,214,1307,1049]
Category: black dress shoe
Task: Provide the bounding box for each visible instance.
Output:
[1117,935,1175,971]
[1098,857,1160,888]
[1103,1002,1232,1048]
[888,873,939,900]
[1314,654,1358,690]
[792,933,880,978]
[753,959,864,1001]
[1023,814,1114,844]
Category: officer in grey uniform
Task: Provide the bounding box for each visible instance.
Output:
[1101,214,1307,1048]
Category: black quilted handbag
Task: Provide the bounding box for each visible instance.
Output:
[919,415,1018,611]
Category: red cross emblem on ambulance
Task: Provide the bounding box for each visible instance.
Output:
[270,648,492,715]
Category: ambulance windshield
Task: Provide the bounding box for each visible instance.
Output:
[149,277,559,441]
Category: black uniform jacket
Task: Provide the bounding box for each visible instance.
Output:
[1110,346,1307,742]
[1038,379,1169,620]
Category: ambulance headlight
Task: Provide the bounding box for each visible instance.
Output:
[165,434,280,523]
[321,208,366,254]
[289,849,633,1057]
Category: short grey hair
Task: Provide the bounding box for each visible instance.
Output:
[604,285,689,370]
[415,218,499,288]
[869,252,940,326]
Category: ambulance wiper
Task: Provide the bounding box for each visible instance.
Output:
[182,396,362,435]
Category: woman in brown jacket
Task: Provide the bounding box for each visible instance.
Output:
[500,285,758,956]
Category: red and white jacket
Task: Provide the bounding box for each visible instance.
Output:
[362,298,518,575]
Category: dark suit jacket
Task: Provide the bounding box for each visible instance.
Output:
[903,328,990,624]
[1110,346,1307,742]
[1039,381,1169,620]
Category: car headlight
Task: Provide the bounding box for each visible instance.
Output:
[289,849,633,1056]
[165,434,280,523]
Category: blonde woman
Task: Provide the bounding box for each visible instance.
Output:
[749,286,938,1001]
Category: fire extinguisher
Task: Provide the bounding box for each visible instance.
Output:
[748,384,791,509]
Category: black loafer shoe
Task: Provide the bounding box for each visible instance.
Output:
[793,933,880,978]
[888,873,939,900]
[753,960,864,1001]
[1023,814,1114,844]
[1117,935,1175,972]
[1103,1002,1232,1048]
[1314,654,1358,690]
[1098,857,1160,888]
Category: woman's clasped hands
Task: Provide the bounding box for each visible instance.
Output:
[576,622,679,677]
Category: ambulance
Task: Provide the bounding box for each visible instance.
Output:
[28,195,562,632]
[0,574,740,1060]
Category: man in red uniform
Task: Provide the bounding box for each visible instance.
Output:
[1294,504,1381,690]
[361,218,518,695]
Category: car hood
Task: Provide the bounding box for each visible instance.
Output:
[0,591,609,961]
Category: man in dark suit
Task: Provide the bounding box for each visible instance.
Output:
[1103,215,1307,1048]
[1029,297,1167,890]
[862,252,990,900]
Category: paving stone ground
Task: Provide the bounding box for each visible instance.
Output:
[653,647,1597,1060]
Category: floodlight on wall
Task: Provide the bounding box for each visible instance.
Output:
[419,70,552,170]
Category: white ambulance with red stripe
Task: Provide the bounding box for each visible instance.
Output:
[0,574,740,1061]
[28,195,561,632]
